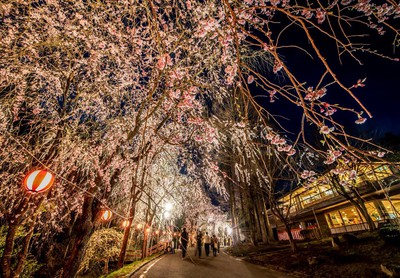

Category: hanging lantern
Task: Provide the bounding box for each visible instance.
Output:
[136,223,143,230]
[101,210,112,221]
[122,220,130,228]
[23,170,55,193]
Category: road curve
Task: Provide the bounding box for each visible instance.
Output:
[130,247,293,278]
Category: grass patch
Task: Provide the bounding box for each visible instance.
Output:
[103,253,162,278]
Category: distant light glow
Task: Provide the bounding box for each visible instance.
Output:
[227,227,233,235]
[165,202,173,211]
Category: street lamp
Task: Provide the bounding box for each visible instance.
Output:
[164,202,173,212]
[164,201,173,219]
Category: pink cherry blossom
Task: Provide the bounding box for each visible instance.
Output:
[273,61,283,74]
[349,170,357,180]
[320,125,334,135]
[377,152,385,158]
[355,117,367,124]
[156,54,173,70]
[247,75,255,84]
[316,8,326,24]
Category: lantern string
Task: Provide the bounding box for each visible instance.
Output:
[4,130,129,220]
[4,130,205,226]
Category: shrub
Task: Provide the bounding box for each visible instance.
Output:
[20,257,42,278]
[0,226,42,277]
[78,228,123,275]
[379,223,400,246]
[341,233,358,244]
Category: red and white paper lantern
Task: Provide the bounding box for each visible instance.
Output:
[101,210,112,221]
[23,170,55,193]
[122,220,130,228]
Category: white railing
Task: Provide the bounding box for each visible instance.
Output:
[277,227,320,241]
[330,222,378,234]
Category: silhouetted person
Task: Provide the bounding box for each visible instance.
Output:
[181,228,189,258]
[212,235,218,256]
[204,232,211,256]
[196,231,202,257]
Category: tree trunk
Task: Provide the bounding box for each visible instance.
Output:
[251,200,261,244]
[14,219,37,277]
[354,190,376,231]
[332,175,377,232]
[0,196,35,278]
[285,224,297,252]
[103,259,109,275]
[258,204,268,244]
[348,197,376,232]
[117,202,137,268]
[227,180,239,245]
[61,195,100,278]
[245,187,257,246]
[255,193,268,243]
[262,199,275,243]
[141,229,148,259]
[117,225,131,268]
[0,223,18,278]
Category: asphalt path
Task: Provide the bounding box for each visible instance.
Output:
[131,247,293,278]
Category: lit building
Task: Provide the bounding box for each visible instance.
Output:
[269,163,400,241]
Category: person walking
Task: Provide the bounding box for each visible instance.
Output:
[212,235,218,256]
[180,228,189,258]
[196,231,202,258]
[203,232,211,256]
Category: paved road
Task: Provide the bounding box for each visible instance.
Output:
[131,248,292,278]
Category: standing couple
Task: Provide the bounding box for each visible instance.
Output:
[203,232,219,257]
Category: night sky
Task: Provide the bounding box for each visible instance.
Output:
[252,24,400,141]
[350,55,400,136]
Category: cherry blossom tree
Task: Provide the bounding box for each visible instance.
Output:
[0,0,399,276]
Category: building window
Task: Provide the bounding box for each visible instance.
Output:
[325,211,344,228]
[325,206,365,228]
[365,202,381,221]
[362,164,392,182]
[381,197,400,219]
[339,207,364,225]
